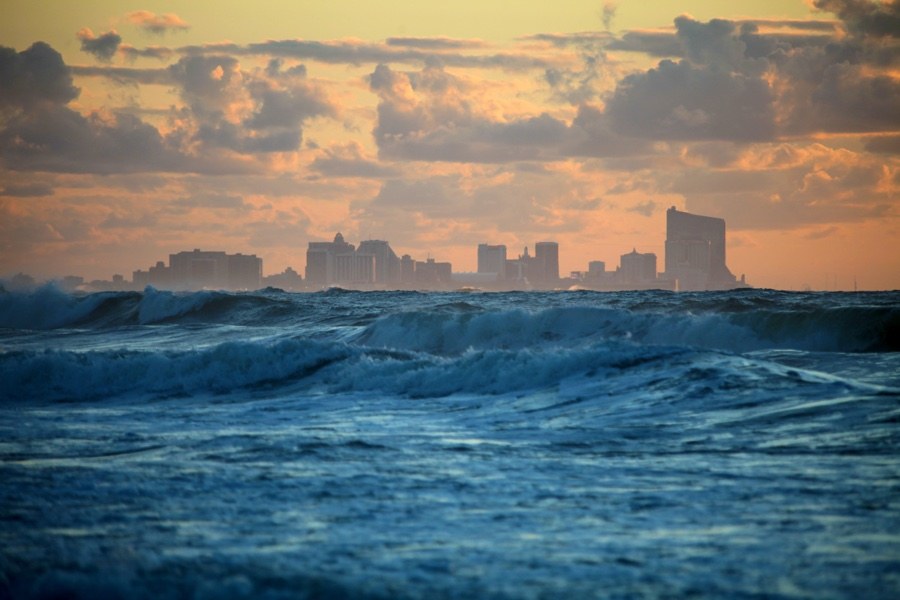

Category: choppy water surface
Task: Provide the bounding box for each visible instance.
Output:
[1,287,899,598]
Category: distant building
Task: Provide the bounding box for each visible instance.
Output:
[227,253,263,289]
[415,258,453,286]
[334,252,375,285]
[357,240,400,285]
[619,249,657,285]
[477,244,507,279]
[663,207,740,291]
[534,242,559,285]
[306,234,402,287]
[306,233,355,286]
[262,267,303,290]
[400,254,416,284]
[133,250,261,290]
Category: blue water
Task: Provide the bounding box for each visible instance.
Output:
[1,286,898,599]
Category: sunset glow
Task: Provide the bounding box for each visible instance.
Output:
[2,0,898,290]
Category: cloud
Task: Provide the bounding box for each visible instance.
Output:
[606,59,776,142]
[0,106,185,174]
[175,193,247,210]
[368,63,654,163]
[627,200,656,217]
[77,28,122,62]
[128,11,190,35]
[0,182,54,197]
[812,0,900,38]
[120,44,174,62]
[865,135,900,154]
[663,143,896,230]
[0,42,79,108]
[176,39,549,71]
[602,2,617,31]
[386,37,488,50]
[310,144,399,178]
[70,65,170,85]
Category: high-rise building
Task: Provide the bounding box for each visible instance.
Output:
[227,253,263,290]
[306,233,354,285]
[664,207,738,290]
[619,249,657,284]
[534,242,559,285]
[477,244,507,279]
[357,240,400,285]
[169,249,229,288]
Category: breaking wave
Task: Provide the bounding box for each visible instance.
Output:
[1,287,897,353]
[1,335,888,406]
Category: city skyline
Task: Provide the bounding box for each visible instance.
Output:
[6,207,748,292]
[1,1,898,290]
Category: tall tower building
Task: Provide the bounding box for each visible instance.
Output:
[664,207,737,290]
[477,244,507,279]
[534,242,559,285]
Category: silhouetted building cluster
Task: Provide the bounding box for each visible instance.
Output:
[133,249,263,290]
[305,233,454,289]
[14,207,746,293]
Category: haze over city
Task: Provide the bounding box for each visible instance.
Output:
[1,0,898,290]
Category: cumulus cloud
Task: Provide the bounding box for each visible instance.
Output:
[1,106,184,174]
[0,42,79,108]
[813,0,900,38]
[662,144,896,229]
[606,59,776,142]
[128,11,190,35]
[77,28,122,62]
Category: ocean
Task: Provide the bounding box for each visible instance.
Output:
[1,286,898,599]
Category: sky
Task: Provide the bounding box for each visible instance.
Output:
[1,0,898,290]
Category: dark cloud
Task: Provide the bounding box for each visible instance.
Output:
[865,134,900,154]
[76,28,122,62]
[246,83,333,130]
[606,31,682,57]
[386,37,487,50]
[178,39,548,71]
[0,181,54,197]
[168,54,242,115]
[369,64,653,163]
[813,0,900,38]
[120,45,175,62]
[70,65,170,85]
[523,32,613,47]
[606,59,776,142]
[0,42,79,108]
[0,105,184,174]
[128,11,190,35]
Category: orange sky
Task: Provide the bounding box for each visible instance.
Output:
[1,1,898,290]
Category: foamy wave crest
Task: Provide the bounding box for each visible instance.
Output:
[354,305,899,354]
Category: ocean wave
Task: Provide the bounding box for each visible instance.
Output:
[1,335,888,406]
[2,287,897,353]
[355,304,900,354]
[0,285,295,329]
